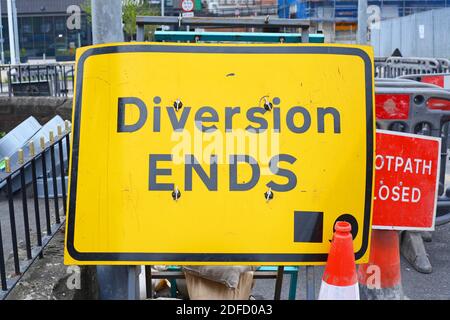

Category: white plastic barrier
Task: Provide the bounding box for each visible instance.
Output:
[0,116,41,159]
[0,116,70,193]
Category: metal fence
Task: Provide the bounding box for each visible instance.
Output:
[0,63,75,98]
[0,123,71,299]
[1,58,447,95]
[375,79,450,225]
[375,57,450,78]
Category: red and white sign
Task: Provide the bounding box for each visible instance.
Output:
[181,0,194,12]
[372,130,441,231]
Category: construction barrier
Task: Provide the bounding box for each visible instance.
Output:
[437,59,450,73]
[375,79,450,196]
[374,77,450,281]
[376,79,450,226]
[375,57,450,78]
[398,73,450,90]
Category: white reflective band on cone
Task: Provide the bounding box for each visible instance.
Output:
[318,281,360,300]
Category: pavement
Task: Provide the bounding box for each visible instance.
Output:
[2,220,449,299]
[401,223,450,299]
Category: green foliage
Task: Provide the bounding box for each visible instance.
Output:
[0,132,5,139]
[81,0,92,24]
[81,0,159,41]
[123,1,159,40]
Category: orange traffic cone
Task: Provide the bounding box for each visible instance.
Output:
[358,229,404,300]
[318,221,359,300]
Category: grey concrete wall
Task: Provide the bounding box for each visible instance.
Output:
[0,97,72,133]
[371,8,450,58]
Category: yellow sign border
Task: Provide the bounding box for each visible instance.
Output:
[65,43,375,265]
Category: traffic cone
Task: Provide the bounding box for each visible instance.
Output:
[358,229,404,300]
[318,221,359,300]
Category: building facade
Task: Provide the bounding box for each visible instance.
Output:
[0,0,91,62]
[278,0,450,21]
[163,0,278,16]
[278,0,450,42]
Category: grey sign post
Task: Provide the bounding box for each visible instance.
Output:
[357,0,368,44]
[92,0,124,44]
[91,0,141,300]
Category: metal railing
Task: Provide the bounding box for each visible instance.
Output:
[375,57,450,78]
[136,16,311,42]
[0,122,71,299]
[0,63,75,98]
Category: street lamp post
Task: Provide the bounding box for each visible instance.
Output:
[91,0,140,300]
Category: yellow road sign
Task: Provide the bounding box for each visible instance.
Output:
[64,43,375,265]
